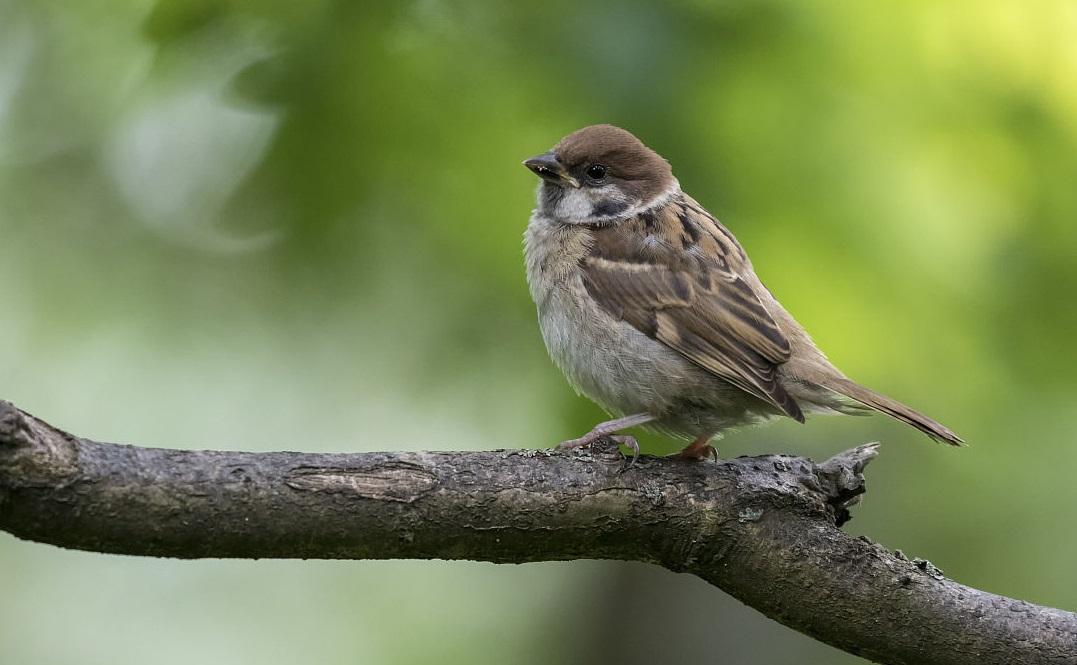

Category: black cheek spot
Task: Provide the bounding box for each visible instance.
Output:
[592,199,629,218]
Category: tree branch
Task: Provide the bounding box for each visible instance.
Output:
[0,400,1074,664]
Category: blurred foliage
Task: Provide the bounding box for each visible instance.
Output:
[1,1,1075,663]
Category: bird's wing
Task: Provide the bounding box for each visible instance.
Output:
[581,195,804,421]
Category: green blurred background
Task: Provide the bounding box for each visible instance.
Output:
[2,1,1075,663]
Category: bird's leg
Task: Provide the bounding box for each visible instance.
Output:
[676,433,719,461]
[558,413,655,463]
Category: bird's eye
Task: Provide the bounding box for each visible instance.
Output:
[586,164,607,181]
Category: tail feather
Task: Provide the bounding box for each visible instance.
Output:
[824,377,964,446]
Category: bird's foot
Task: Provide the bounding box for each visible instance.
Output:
[608,435,640,467]
[558,432,640,466]
[674,437,719,462]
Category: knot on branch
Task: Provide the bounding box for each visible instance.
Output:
[814,442,881,526]
[0,401,79,484]
[686,443,880,533]
[0,400,34,451]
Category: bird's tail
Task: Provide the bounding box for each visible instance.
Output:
[823,377,964,446]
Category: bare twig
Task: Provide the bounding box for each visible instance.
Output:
[0,400,1074,664]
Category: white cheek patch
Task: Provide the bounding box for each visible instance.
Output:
[554,188,598,222]
[537,179,682,225]
[553,184,636,224]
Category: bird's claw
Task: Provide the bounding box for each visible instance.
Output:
[608,434,640,469]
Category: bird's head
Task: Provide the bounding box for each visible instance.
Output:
[524,124,676,224]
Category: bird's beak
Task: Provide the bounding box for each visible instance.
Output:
[523,152,580,188]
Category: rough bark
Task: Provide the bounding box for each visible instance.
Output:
[0,400,1074,664]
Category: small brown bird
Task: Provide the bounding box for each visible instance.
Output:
[523,124,962,460]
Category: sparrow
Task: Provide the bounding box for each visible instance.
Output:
[522,124,962,460]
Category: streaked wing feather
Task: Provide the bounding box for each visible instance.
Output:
[582,199,804,421]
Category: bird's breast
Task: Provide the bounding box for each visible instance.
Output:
[524,214,700,417]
